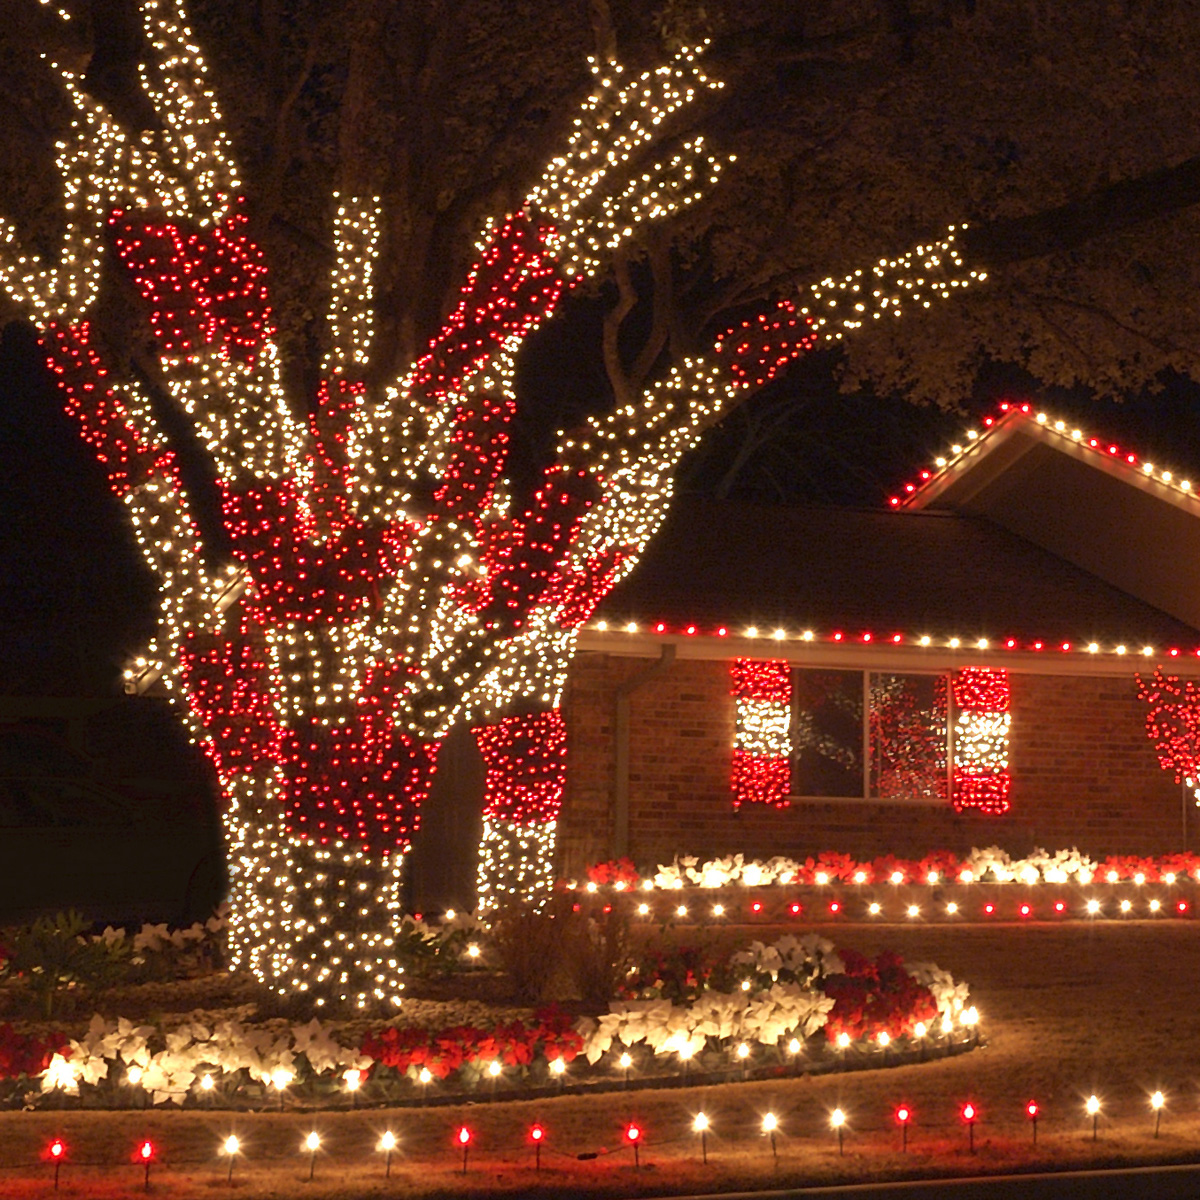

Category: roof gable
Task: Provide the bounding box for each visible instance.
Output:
[895,403,1200,630]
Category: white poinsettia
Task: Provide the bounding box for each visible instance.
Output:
[906,961,970,1018]
[40,1053,81,1094]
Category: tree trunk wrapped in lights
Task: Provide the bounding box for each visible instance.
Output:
[1,0,987,1007]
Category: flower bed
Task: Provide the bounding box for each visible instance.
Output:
[1,935,974,1110]
[583,846,1200,890]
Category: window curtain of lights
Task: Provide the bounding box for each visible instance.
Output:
[731,659,792,807]
[951,668,1012,813]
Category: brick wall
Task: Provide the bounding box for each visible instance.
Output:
[557,652,1193,876]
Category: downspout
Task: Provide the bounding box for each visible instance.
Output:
[613,643,676,857]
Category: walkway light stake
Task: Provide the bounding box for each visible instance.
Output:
[679,1042,693,1079]
[895,1105,911,1152]
[418,1066,432,1101]
[344,1068,362,1109]
[693,1113,709,1165]
[220,1135,240,1186]
[830,1108,846,1155]
[378,1131,396,1179]
[619,1052,633,1087]
[200,1073,215,1107]
[304,1131,320,1181]
[530,1123,545,1172]
[271,1067,293,1112]
[1151,1091,1165,1138]
[1086,1095,1100,1142]
[736,1041,750,1081]
[488,1059,502,1098]
[1026,1100,1040,1145]
[138,1140,154,1192]
[913,1022,928,1063]
[549,1057,567,1091]
[961,1102,978,1154]
[762,1112,778,1165]
[48,1137,65,1191]
[625,1123,642,1169]
[457,1126,472,1175]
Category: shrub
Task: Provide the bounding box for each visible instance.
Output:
[489,893,579,1003]
[570,906,633,1005]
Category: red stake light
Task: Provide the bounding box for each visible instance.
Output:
[961,1102,978,1154]
[48,1138,66,1191]
[1026,1099,1040,1144]
[530,1123,545,1171]
[896,1105,911,1152]
[457,1126,472,1175]
[626,1122,642,1169]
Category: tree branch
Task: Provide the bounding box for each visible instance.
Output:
[601,247,638,408]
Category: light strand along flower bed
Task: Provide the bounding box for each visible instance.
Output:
[1,937,975,1111]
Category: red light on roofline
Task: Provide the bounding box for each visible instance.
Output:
[717,627,728,637]
[1033,641,1043,650]
[655,623,666,634]
[685,625,696,635]
[862,632,872,642]
[1108,445,1118,455]
[892,633,902,643]
[1061,642,1071,652]
[1006,638,1016,648]
[1170,648,1180,657]
[889,497,900,506]
[983,417,994,426]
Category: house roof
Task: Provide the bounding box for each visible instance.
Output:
[592,495,1199,643]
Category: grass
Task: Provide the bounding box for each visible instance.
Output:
[3,920,1200,1197]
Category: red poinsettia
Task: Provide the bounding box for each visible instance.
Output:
[585,858,640,887]
[0,1024,68,1079]
[822,950,938,1044]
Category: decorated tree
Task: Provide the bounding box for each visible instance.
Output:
[1137,668,1200,804]
[6,0,1200,1008]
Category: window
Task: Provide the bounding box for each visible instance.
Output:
[730,659,1011,812]
[791,669,950,802]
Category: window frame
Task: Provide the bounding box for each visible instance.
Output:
[788,666,955,805]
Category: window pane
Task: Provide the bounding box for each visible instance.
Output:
[869,673,948,801]
[792,669,863,797]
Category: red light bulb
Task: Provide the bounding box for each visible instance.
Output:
[139,1141,154,1161]
[625,1123,641,1143]
[457,1127,471,1146]
[1026,1100,1039,1119]
[896,1106,911,1124]
[530,1124,544,1142]
[49,1138,65,1159]
[961,1103,976,1123]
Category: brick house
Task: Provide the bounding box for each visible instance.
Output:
[555,404,1200,875]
